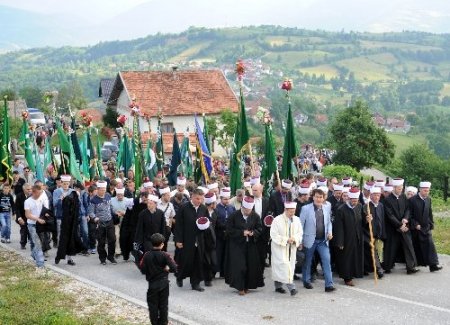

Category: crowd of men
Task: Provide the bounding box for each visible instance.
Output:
[0,158,443,300]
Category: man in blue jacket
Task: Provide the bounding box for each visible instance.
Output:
[300,188,335,292]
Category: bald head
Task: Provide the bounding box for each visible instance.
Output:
[252,184,263,198]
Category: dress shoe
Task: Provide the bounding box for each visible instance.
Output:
[244,289,249,294]
[303,283,313,289]
[176,279,183,287]
[406,268,419,275]
[384,269,391,274]
[108,258,118,265]
[325,286,336,293]
[275,288,286,294]
[430,265,443,272]
[67,260,76,266]
[344,280,355,286]
[21,245,26,250]
[55,258,60,265]
[290,289,298,296]
[204,281,212,287]
[293,274,300,280]
[192,285,205,292]
[100,260,107,265]
[377,272,384,279]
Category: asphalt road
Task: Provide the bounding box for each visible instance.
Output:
[4,221,450,325]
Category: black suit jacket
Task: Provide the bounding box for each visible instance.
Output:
[269,191,285,217]
[384,193,410,230]
[408,194,433,232]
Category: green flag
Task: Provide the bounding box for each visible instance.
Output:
[19,118,36,172]
[56,121,71,174]
[95,129,104,179]
[263,123,278,190]
[132,116,145,189]
[168,132,181,186]
[34,142,44,182]
[119,132,132,175]
[202,114,212,153]
[79,134,90,179]
[145,139,158,180]
[68,137,83,182]
[155,118,164,172]
[0,98,12,182]
[281,102,298,180]
[230,88,250,194]
[180,132,193,179]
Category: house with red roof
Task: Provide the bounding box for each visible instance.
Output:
[104,68,239,156]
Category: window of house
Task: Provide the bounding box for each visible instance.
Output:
[161,122,174,133]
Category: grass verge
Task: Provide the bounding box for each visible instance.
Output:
[434,217,450,255]
[0,249,146,325]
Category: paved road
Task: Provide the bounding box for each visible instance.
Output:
[360,168,389,180]
[4,222,450,325]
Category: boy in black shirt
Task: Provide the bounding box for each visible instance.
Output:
[141,233,177,325]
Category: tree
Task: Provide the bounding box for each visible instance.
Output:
[327,100,395,171]
[103,106,119,128]
[0,89,18,101]
[205,108,237,150]
[392,144,447,190]
[19,86,43,108]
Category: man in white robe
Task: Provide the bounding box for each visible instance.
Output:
[270,200,303,296]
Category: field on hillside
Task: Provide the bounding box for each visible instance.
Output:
[388,133,427,157]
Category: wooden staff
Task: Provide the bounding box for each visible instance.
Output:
[366,202,378,285]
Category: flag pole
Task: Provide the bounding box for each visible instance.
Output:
[366,202,378,285]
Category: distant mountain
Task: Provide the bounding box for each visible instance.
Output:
[0,5,92,51]
[1,0,450,51]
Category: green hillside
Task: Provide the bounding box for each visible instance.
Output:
[1,25,450,159]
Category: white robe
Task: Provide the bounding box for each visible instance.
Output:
[270,214,303,284]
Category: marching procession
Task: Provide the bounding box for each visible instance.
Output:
[0,63,443,325]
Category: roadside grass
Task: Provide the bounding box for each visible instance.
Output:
[0,249,133,325]
[434,217,450,255]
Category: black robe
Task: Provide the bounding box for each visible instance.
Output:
[134,208,166,252]
[362,202,385,274]
[56,191,84,259]
[334,203,364,281]
[268,191,285,217]
[408,195,439,267]
[120,198,146,259]
[383,193,417,271]
[254,197,270,271]
[224,209,264,291]
[173,202,209,282]
[204,210,218,281]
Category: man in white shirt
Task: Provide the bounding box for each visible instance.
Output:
[158,186,176,251]
[24,184,46,268]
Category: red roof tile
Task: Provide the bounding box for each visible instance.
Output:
[109,69,238,117]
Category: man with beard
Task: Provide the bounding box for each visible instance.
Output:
[135,194,166,253]
[252,183,271,270]
[214,188,235,277]
[409,181,442,272]
[362,186,385,278]
[271,199,303,296]
[334,188,364,286]
[174,188,209,292]
[53,175,74,244]
[225,196,264,296]
[55,188,84,266]
[383,178,419,274]
[269,180,293,217]
[15,184,32,249]
[121,191,148,261]
[295,184,311,217]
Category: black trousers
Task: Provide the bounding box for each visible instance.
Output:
[147,284,169,325]
[88,222,97,250]
[119,228,134,260]
[38,232,52,252]
[384,231,417,271]
[96,221,116,262]
[19,224,30,247]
